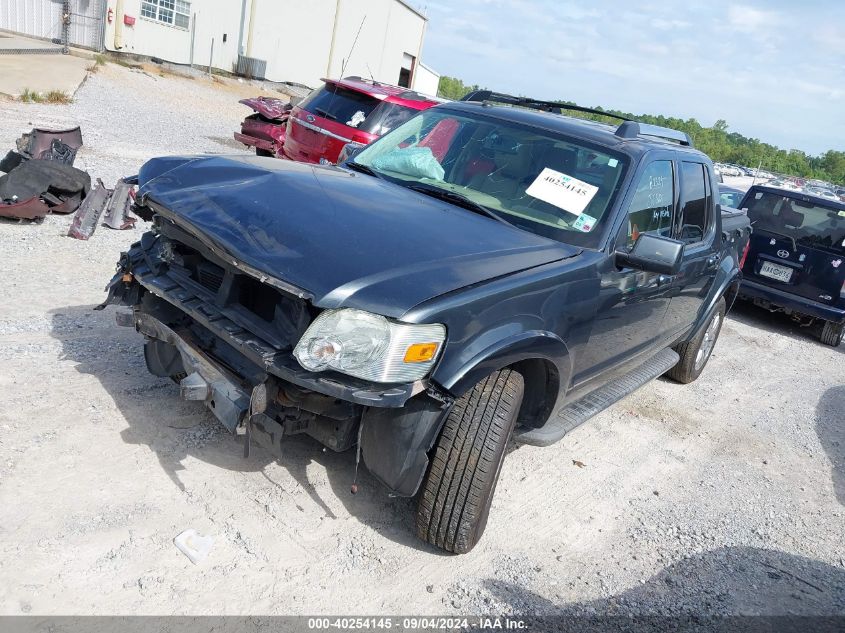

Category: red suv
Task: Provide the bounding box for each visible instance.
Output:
[235,77,443,164]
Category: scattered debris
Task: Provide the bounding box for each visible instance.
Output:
[572,460,586,468]
[102,179,137,231]
[67,179,109,239]
[15,126,83,165]
[0,126,88,221]
[173,529,214,565]
[0,160,90,220]
[68,176,137,239]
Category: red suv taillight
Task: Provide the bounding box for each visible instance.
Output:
[738,240,751,270]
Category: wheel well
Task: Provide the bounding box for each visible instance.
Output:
[509,358,559,429]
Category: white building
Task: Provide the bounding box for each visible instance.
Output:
[0,0,440,94]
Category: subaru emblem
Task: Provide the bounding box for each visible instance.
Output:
[776,249,790,259]
[306,114,316,123]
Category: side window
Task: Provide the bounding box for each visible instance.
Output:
[622,160,674,249]
[679,162,709,244]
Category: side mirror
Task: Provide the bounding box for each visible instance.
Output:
[337,141,366,164]
[615,233,684,275]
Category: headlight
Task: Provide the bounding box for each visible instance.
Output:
[293,308,445,383]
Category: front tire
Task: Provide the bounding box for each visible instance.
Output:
[667,298,726,384]
[416,369,524,554]
[255,148,274,157]
[820,321,844,347]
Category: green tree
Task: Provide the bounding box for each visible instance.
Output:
[436,75,482,101]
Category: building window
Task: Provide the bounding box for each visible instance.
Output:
[141,0,191,29]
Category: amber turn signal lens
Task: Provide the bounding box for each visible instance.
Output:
[403,342,439,363]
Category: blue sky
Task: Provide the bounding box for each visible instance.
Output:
[417,0,844,156]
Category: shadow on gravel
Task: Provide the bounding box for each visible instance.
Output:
[50,304,435,553]
[482,547,845,620]
[816,386,845,506]
[727,300,827,346]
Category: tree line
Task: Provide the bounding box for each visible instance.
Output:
[437,76,845,186]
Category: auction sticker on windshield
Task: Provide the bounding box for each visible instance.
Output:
[526,168,598,215]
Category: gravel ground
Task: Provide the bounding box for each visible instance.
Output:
[0,63,843,619]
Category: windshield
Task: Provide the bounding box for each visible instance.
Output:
[352,108,629,247]
[745,190,845,255]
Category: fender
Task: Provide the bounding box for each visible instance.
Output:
[361,331,573,498]
[438,330,573,398]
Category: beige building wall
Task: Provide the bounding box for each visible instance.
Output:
[102,0,435,90]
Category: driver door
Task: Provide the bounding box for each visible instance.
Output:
[573,159,677,384]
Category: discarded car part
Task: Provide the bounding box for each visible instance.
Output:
[102,179,137,230]
[16,126,83,164]
[0,151,24,174]
[67,179,110,240]
[46,139,78,165]
[0,160,90,218]
[0,195,50,220]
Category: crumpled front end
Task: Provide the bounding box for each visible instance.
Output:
[99,215,445,494]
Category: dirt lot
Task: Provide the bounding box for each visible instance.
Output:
[0,63,843,617]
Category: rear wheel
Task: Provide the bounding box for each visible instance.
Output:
[416,369,524,554]
[667,298,726,384]
[820,321,844,347]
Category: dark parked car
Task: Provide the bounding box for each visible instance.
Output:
[719,184,745,209]
[102,92,750,553]
[235,77,442,164]
[738,185,845,345]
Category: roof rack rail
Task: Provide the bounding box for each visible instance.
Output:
[461,89,693,147]
[461,90,632,122]
[615,121,692,146]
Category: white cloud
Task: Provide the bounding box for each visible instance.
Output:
[725,5,781,33]
[422,0,845,153]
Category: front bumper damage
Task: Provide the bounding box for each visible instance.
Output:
[129,310,251,433]
[101,228,452,495]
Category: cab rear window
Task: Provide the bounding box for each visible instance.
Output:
[299,84,380,127]
[746,190,845,255]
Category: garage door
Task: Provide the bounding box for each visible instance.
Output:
[0,0,106,51]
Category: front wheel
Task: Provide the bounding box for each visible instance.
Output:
[255,148,274,157]
[820,321,844,347]
[416,369,524,554]
[667,298,726,384]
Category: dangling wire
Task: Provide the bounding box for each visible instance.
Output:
[351,418,364,494]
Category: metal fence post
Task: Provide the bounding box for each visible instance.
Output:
[189,13,196,68]
[61,0,71,53]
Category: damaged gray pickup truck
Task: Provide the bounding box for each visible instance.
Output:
[101,93,750,553]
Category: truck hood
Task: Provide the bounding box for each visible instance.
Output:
[137,155,579,318]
